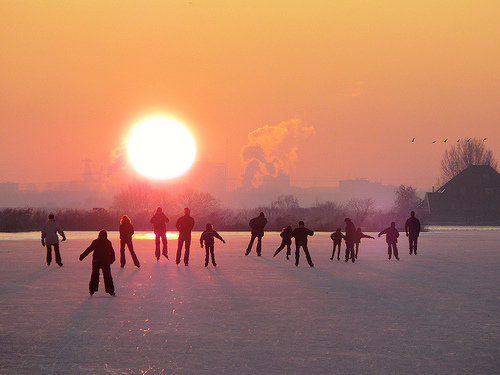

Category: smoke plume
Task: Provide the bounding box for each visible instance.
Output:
[241,118,315,188]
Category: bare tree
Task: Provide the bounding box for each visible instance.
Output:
[440,138,497,182]
[394,185,422,218]
[346,198,375,227]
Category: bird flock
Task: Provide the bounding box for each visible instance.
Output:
[411,137,488,143]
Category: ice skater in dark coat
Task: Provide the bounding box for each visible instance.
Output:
[273,225,293,260]
[405,211,421,255]
[245,212,268,256]
[176,208,195,265]
[200,223,225,267]
[353,227,374,259]
[344,218,356,263]
[119,215,140,268]
[291,221,314,267]
[79,230,116,296]
[378,222,400,260]
[41,213,66,267]
[150,207,169,261]
[330,228,345,261]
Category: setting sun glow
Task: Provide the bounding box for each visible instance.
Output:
[127,117,197,180]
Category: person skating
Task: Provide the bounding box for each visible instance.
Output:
[378,222,400,260]
[405,211,421,255]
[330,228,345,261]
[200,223,225,267]
[119,215,140,268]
[245,212,268,256]
[79,230,116,296]
[273,225,293,260]
[353,227,375,259]
[150,207,169,261]
[291,221,314,267]
[344,218,356,263]
[41,213,66,267]
[176,208,195,265]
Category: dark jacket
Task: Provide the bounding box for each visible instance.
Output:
[80,238,116,265]
[249,215,268,237]
[280,227,293,245]
[292,227,314,246]
[119,222,134,240]
[176,215,195,235]
[200,230,224,247]
[150,212,169,234]
[379,227,400,244]
[330,231,345,244]
[345,221,356,243]
[405,217,421,236]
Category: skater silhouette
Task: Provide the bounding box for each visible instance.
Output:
[273,225,293,260]
[378,222,400,260]
[200,223,225,267]
[176,208,195,265]
[79,230,116,296]
[245,212,268,256]
[344,218,356,263]
[330,228,345,261]
[150,207,169,261]
[41,213,66,267]
[119,215,140,268]
[291,221,314,267]
[354,228,374,259]
[405,211,421,255]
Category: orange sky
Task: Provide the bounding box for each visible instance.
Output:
[1,1,499,190]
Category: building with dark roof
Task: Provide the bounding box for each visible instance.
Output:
[422,165,500,224]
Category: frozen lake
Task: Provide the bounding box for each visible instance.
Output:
[0,230,499,374]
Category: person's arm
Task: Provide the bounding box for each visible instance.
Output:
[41,227,46,246]
[200,233,204,248]
[405,219,409,236]
[308,229,314,236]
[57,227,66,241]
[108,242,116,264]
[378,229,387,237]
[214,231,225,243]
[79,243,94,261]
[330,233,335,240]
[362,233,375,239]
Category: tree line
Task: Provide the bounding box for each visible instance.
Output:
[0,185,424,233]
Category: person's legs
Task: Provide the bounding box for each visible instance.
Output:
[205,246,210,266]
[184,236,191,265]
[286,244,291,259]
[303,245,314,267]
[120,239,126,267]
[393,243,399,260]
[245,234,256,255]
[412,236,418,255]
[295,244,301,266]
[256,236,262,256]
[46,244,52,265]
[161,233,168,258]
[127,239,140,267]
[274,243,285,257]
[345,243,350,262]
[330,244,335,260]
[89,264,100,295]
[210,246,216,266]
[102,264,115,295]
[387,244,392,259]
[54,244,62,266]
[355,243,359,259]
[176,236,184,264]
[155,234,161,260]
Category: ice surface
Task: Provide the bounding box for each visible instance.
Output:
[0,231,499,374]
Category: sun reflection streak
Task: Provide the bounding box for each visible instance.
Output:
[134,232,179,240]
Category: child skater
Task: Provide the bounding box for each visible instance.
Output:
[119,215,140,268]
[378,222,400,260]
[200,224,225,267]
[330,228,345,261]
[273,225,293,260]
[79,230,116,296]
[353,227,374,259]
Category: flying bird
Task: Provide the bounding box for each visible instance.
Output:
[457,139,460,142]
[483,137,488,141]
[466,138,471,142]
[432,140,437,143]
[443,138,448,143]
[411,138,415,142]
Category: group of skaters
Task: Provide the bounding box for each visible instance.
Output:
[40,209,421,296]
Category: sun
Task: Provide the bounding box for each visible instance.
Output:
[127,116,197,180]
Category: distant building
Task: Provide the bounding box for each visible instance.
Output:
[422,165,500,224]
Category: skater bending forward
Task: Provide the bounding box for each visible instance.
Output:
[79,230,116,296]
